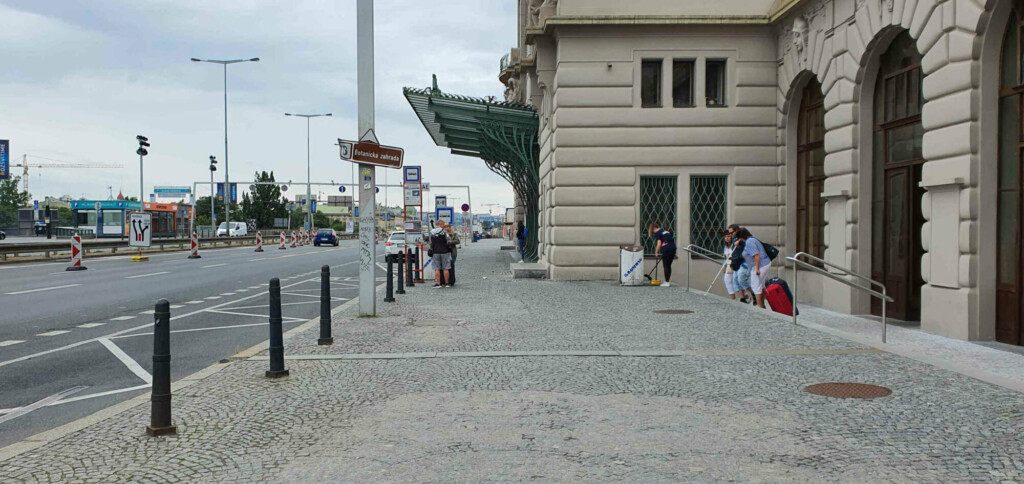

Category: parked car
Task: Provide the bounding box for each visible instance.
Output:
[313,228,339,247]
[0,229,6,240]
[384,231,407,256]
[216,222,248,237]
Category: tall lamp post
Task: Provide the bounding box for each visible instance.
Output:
[285,112,332,231]
[190,56,259,236]
[209,156,218,231]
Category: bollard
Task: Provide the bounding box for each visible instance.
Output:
[318,265,333,345]
[406,247,415,287]
[187,232,201,259]
[146,299,176,436]
[254,231,264,252]
[396,251,405,295]
[66,234,87,271]
[384,255,396,302]
[266,278,290,378]
[414,245,425,283]
[279,232,287,250]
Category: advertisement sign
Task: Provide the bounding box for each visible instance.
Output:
[345,221,354,233]
[435,195,447,208]
[404,186,421,205]
[216,183,238,203]
[0,140,8,180]
[505,208,516,224]
[129,212,153,248]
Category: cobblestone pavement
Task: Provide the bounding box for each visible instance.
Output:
[1,239,1023,483]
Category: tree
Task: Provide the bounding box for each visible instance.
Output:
[0,176,29,228]
[240,171,287,230]
[313,211,330,228]
[193,196,225,226]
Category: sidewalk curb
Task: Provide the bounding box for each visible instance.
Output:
[0,282,384,464]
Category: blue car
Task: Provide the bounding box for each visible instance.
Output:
[313,228,339,247]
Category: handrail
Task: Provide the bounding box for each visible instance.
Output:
[787,253,894,343]
[681,244,726,293]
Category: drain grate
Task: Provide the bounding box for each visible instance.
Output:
[805,382,892,399]
[653,309,693,315]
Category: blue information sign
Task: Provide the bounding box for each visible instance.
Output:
[311,199,317,213]
[0,140,8,180]
[216,183,238,203]
[403,166,420,183]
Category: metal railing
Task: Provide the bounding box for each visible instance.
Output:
[787,252,894,343]
[681,244,726,293]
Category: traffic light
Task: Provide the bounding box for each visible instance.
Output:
[209,155,217,172]
[136,135,149,156]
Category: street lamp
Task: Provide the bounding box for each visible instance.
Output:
[136,135,149,202]
[191,56,259,236]
[285,112,332,231]
[209,156,218,228]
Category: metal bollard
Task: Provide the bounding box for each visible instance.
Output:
[384,255,396,302]
[318,265,333,345]
[266,278,290,378]
[414,245,425,283]
[146,299,176,436]
[396,251,405,295]
[405,247,415,288]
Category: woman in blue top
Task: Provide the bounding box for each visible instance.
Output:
[648,222,676,287]
[735,228,772,308]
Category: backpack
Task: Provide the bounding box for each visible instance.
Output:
[729,239,746,271]
[763,242,779,261]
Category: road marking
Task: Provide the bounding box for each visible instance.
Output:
[205,296,221,300]
[36,330,70,337]
[77,323,105,328]
[170,304,185,309]
[201,263,228,268]
[0,340,25,347]
[139,310,155,315]
[110,320,304,340]
[126,271,170,279]
[220,293,235,296]
[4,284,81,295]
[0,384,153,416]
[0,386,88,424]
[109,316,135,321]
[97,338,152,384]
[185,300,203,305]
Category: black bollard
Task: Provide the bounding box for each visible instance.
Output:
[146,299,176,436]
[318,265,333,345]
[384,255,396,302]
[405,247,415,288]
[266,278,290,378]
[414,245,424,283]
[396,251,405,295]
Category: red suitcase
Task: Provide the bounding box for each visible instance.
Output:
[764,282,794,316]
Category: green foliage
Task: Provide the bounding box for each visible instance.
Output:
[0,176,29,209]
[313,211,330,228]
[240,171,287,230]
[57,206,72,226]
[193,196,225,224]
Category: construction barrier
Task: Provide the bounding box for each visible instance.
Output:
[279,232,287,250]
[187,232,201,259]
[290,231,297,248]
[254,232,264,252]
[66,235,87,271]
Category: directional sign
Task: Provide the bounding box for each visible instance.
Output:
[337,129,404,169]
[339,186,346,193]
[129,212,153,248]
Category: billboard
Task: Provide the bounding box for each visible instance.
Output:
[216,183,238,203]
[0,140,8,180]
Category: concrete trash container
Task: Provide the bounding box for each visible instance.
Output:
[619,246,645,286]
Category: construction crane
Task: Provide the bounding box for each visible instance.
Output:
[481,203,502,215]
[12,154,124,200]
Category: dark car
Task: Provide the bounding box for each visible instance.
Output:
[313,228,339,247]
[0,230,6,240]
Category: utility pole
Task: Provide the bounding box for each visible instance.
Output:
[357,0,377,316]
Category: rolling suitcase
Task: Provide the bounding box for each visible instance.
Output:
[764,277,797,316]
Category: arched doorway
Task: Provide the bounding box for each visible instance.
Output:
[796,79,826,261]
[997,5,1024,345]
[870,31,924,321]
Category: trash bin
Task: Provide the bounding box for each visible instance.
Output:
[619,245,645,286]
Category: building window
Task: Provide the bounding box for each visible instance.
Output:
[640,176,678,255]
[797,79,826,262]
[690,175,728,252]
[706,59,727,106]
[672,60,694,107]
[641,60,662,108]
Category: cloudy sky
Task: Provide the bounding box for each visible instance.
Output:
[0,0,517,213]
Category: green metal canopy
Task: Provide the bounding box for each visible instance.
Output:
[403,77,540,262]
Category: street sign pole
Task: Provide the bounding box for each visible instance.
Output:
[357,0,376,316]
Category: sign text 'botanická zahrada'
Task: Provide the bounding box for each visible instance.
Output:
[338,129,404,169]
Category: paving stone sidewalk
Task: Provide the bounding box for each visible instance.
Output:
[1,239,1023,483]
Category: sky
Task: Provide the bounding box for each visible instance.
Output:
[0,0,517,214]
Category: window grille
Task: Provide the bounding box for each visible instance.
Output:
[640,176,678,255]
[690,175,728,253]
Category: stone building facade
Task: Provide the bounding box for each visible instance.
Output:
[498,0,1024,345]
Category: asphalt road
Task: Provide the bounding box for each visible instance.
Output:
[0,239,388,448]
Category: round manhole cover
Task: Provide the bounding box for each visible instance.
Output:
[653,309,693,315]
[805,382,892,399]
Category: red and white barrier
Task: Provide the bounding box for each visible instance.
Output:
[290,231,297,248]
[66,234,87,271]
[254,231,264,252]
[187,231,201,259]
[279,232,287,250]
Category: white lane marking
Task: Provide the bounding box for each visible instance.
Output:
[139,310,155,315]
[4,284,81,295]
[205,296,221,300]
[221,293,235,296]
[185,300,203,305]
[77,323,105,328]
[97,338,152,384]
[201,263,228,268]
[125,271,170,279]
[205,309,307,321]
[0,260,358,370]
[110,320,304,340]
[0,340,25,347]
[0,386,88,424]
[36,330,70,337]
[170,304,185,309]
[0,384,152,415]
[110,316,136,321]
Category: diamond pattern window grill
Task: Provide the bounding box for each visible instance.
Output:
[690,175,728,253]
[640,176,678,256]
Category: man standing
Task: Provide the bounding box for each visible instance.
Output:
[429,221,452,288]
[515,221,527,263]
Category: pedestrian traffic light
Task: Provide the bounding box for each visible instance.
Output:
[136,135,149,156]
[209,155,217,172]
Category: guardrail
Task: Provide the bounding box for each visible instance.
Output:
[787,252,894,343]
[680,244,726,293]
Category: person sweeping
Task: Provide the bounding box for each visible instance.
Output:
[647,222,676,287]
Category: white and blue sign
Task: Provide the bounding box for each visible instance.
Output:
[403,166,420,183]
[311,199,317,213]
[0,140,9,180]
[153,186,190,194]
[33,200,39,211]
[435,195,447,207]
[216,183,238,203]
[436,207,454,225]
[339,186,346,193]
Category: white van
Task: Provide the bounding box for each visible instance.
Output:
[217,222,248,237]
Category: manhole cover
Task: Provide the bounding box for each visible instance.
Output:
[805,382,892,399]
[653,309,693,315]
